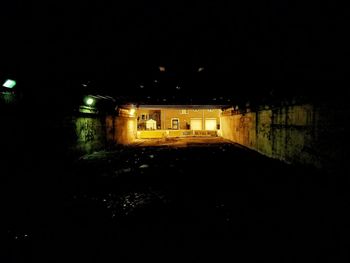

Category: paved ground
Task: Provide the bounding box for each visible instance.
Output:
[133,136,233,147]
[4,137,349,262]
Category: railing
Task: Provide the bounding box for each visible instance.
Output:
[137,130,218,139]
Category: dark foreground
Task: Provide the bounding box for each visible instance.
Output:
[4,138,349,262]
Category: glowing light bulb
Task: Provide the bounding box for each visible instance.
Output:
[85,97,94,106]
[3,79,16,88]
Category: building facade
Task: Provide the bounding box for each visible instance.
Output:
[136,106,221,131]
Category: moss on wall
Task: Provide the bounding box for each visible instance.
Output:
[221,104,348,170]
[73,116,106,155]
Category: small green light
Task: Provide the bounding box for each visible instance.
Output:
[3,79,16,89]
[85,97,94,106]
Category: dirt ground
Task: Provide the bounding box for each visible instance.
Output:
[133,136,234,147]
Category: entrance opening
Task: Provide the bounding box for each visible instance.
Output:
[135,105,224,140]
[171,118,179,130]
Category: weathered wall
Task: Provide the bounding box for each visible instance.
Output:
[221,112,256,147]
[73,116,106,154]
[16,113,109,159]
[44,114,107,158]
[221,104,349,170]
[60,114,137,157]
[1,97,138,160]
[106,115,137,145]
[43,113,137,158]
[136,129,218,139]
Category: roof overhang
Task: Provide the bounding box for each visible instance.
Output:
[137,105,230,110]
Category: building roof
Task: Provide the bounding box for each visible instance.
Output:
[137,105,228,110]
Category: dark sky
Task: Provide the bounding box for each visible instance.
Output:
[1,0,349,100]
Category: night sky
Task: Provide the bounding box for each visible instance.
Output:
[1,1,349,102]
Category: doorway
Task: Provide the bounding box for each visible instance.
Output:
[172,118,179,130]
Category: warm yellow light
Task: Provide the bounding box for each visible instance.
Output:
[129,108,136,116]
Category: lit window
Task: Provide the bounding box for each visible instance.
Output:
[208,109,213,112]
[181,109,188,114]
[193,109,199,112]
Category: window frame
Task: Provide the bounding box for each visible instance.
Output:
[171,118,180,130]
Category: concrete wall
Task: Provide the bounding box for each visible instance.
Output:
[60,113,137,157]
[136,129,218,139]
[221,104,349,170]
[106,115,137,145]
[1,101,136,160]
[137,130,167,139]
[73,116,106,154]
[50,115,107,157]
[48,112,137,158]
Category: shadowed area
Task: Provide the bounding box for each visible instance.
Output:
[4,138,348,262]
[2,1,349,262]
